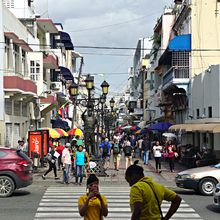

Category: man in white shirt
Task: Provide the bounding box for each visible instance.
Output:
[62,143,72,184]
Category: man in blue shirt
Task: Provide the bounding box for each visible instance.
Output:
[99,138,112,169]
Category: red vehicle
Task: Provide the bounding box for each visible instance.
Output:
[0,147,33,197]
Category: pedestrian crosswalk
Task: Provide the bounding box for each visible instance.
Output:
[34,186,203,220]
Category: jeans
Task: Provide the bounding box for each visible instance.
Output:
[44,161,57,177]
[155,157,162,170]
[63,163,70,183]
[168,157,175,171]
[58,155,62,169]
[143,150,149,164]
[76,165,84,183]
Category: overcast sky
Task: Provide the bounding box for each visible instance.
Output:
[35,0,173,96]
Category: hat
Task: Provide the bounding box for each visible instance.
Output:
[105,138,109,142]
[87,174,99,186]
[18,138,24,143]
[65,143,71,147]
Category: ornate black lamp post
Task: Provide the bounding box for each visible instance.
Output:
[109,97,115,112]
[69,81,79,128]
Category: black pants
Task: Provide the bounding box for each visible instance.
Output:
[155,157,161,170]
[168,157,175,171]
[44,161,57,177]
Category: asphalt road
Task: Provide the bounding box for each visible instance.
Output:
[1,183,220,220]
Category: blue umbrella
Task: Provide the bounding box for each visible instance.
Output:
[150,122,173,131]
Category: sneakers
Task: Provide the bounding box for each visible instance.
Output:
[55,177,60,180]
[42,175,46,180]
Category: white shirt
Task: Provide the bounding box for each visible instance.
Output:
[114,135,120,144]
[153,145,163,157]
[62,148,71,164]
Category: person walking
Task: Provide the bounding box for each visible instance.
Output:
[112,140,121,171]
[125,160,182,220]
[42,145,59,180]
[78,174,108,220]
[152,141,163,173]
[123,136,133,169]
[56,141,64,171]
[167,140,176,172]
[99,138,111,170]
[74,145,86,185]
[136,136,143,159]
[141,136,151,165]
[62,143,72,184]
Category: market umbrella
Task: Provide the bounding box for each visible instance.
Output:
[121,125,132,130]
[162,132,177,139]
[54,128,68,137]
[150,122,173,131]
[68,128,84,137]
[38,128,60,139]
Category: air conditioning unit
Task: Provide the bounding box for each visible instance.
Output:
[50,82,62,91]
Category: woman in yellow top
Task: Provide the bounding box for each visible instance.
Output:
[78,174,108,220]
[125,160,182,220]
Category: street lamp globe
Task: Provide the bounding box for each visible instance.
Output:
[110,98,115,109]
[69,81,78,96]
[85,74,94,90]
[101,80,109,95]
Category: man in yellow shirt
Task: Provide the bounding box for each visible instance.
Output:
[125,160,182,220]
[78,174,108,220]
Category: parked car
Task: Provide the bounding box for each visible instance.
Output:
[175,163,220,196]
[213,183,220,206]
[0,147,33,197]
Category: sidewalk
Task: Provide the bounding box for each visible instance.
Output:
[33,155,187,188]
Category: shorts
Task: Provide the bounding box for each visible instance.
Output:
[113,154,121,163]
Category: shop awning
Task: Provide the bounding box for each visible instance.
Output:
[169,124,188,131]
[159,34,191,66]
[60,31,74,50]
[56,66,74,80]
[40,102,57,116]
[168,34,191,51]
[170,123,220,132]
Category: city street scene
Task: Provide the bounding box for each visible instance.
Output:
[1,0,220,220]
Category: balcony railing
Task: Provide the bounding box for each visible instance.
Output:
[163,66,189,86]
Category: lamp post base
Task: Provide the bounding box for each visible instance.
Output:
[87,156,108,177]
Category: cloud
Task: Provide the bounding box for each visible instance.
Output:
[35,0,174,93]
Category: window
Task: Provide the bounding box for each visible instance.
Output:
[22,103,27,117]
[14,101,21,116]
[208,106,212,118]
[22,50,26,76]
[30,60,40,81]
[5,123,12,146]
[5,99,12,115]
[14,44,20,74]
[0,151,7,158]
[196,109,200,119]
[5,37,10,69]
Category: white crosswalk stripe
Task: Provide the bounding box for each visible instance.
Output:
[34,186,203,220]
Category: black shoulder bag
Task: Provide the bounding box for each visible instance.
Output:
[142,181,164,220]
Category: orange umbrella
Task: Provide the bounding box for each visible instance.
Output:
[68,128,84,137]
[54,128,68,137]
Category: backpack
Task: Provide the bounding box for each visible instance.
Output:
[102,143,109,157]
[113,143,120,154]
[45,153,52,162]
[124,146,132,155]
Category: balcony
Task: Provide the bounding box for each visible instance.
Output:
[43,51,58,69]
[4,75,37,99]
[163,66,189,89]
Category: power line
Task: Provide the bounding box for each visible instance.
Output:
[80,52,132,57]
[3,41,220,52]
[68,11,161,33]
